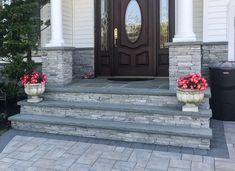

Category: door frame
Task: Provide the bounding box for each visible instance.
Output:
[95,0,175,77]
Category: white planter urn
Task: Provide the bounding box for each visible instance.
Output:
[24,84,45,103]
[177,88,205,112]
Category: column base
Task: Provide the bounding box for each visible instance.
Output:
[46,41,65,48]
[173,35,196,43]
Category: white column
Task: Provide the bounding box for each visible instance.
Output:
[46,0,64,47]
[173,0,196,42]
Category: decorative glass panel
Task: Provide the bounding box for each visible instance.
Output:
[101,0,109,51]
[160,0,169,49]
[125,0,142,43]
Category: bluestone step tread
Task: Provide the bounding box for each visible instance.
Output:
[18,100,212,117]
[9,114,213,139]
[46,87,211,97]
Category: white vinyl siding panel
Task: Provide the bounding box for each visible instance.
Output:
[203,0,230,42]
[41,3,51,47]
[63,0,73,46]
[193,0,203,41]
[73,0,94,48]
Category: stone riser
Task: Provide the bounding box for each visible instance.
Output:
[20,105,210,128]
[11,121,210,149]
[45,92,210,109]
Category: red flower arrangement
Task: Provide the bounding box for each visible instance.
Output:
[178,73,208,91]
[82,72,94,79]
[20,72,47,86]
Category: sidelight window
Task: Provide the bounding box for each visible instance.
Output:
[160,0,169,49]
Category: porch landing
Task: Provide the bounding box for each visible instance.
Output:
[9,78,212,149]
[47,78,171,94]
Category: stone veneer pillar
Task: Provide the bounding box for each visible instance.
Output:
[168,42,202,90]
[42,47,75,87]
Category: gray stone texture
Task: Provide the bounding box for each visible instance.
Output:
[11,121,211,149]
[202,42,228,81]
[73,48,95,79]
[20,105,211,129]
[11,77,212,150]
[44,92,210,110]
[42,47,74,87]
[169,42,202,90]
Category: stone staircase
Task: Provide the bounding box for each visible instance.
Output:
[9,86,212,149]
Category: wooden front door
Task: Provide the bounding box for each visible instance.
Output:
[95,0,175,77]
[113,0,154,76]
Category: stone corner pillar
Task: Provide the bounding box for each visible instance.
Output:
[41,47,75,87]
[168,42,203,90]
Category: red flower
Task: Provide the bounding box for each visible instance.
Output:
[177,73,208,91]
[20,72,47,86]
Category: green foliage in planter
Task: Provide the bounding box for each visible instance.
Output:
[0,82,18,100]
[0,0,50,81]
[0,113,7,121]
[1,56,36,82]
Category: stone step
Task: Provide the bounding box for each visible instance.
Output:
[19,100,211,128]
[9,114,212,149]
[45,87,210,108]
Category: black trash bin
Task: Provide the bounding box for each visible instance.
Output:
[209,61,235,121]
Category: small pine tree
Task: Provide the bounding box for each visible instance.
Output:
[0,0,49,81]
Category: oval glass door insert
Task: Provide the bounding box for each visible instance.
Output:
[125,0,142,43]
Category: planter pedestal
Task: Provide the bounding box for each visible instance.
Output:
[182,103,199,112]
[27,96,43,103]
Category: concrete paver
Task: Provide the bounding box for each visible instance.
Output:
[0,120,234,171]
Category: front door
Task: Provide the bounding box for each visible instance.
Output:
[95,0,175,77]
[113,0,155,76]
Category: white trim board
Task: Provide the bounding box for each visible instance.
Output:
[228,0,235,61]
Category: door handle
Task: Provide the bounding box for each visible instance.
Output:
[114,28,118,47]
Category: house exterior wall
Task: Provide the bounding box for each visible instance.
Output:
[73,48,95,78]
[73,0,95,48]
[40,0,234,83]
[41,3,51,47]
[63,0,73,46]
[193,0,203,41]
[203,0,230,42]
[202,42,228,80]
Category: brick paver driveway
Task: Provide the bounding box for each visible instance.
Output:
[0,120,234,171]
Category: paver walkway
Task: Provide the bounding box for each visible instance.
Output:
[0,120,234,171]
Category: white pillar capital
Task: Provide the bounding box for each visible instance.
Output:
[46,0,64,47]
[173,0,196,42]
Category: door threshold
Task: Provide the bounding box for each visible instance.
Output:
[103,76,168,82]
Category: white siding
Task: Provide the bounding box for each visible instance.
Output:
[73,0,95,48]
[193,0,203,41]
[40,3,51,47]
[63,0,73,46]
[228,0,235,61]
[203,0,230,42]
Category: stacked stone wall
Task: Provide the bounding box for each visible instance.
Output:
[73,48,94,79]
[202,42,228,81]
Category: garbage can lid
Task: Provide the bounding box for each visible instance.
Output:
[209,61,235,70]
